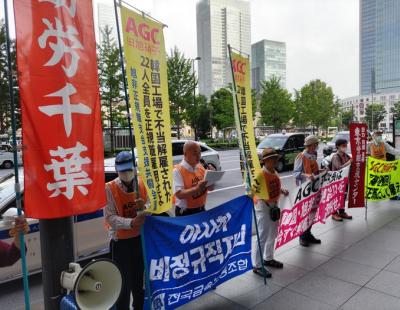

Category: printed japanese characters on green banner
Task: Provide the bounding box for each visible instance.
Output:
[121,6,173,213]
[229,50,268,200]
[366,158,400,201]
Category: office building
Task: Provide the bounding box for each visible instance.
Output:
[251,39,286,92]
[196,0,251,98]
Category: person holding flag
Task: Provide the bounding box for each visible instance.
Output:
[252,148,288,278]
[173,141,214,216]
[0,217,29,268]
[104,151,148,310]
[367,130,400,160]
[293,135,324,247]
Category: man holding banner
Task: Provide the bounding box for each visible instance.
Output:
[174,141,214,216]
[252,148,288,277]
[367,130,400,160]
[293,135,323,247]
[105,151,148,310]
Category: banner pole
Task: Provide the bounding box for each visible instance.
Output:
[113,0,139,195]
[3,1,31,308]
[365,157,368,221]
[227,45,268,285]
[140,226,152,310]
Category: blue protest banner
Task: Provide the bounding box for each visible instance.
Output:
[142,195,253,309]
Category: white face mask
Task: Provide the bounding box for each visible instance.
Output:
[374,136,382,143]
[119,171,134,183]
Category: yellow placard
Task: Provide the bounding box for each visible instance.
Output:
[121,6,173,213]
[366,157,400,201]
[230,51,268,200]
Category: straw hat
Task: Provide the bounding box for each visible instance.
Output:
[304,135,319,146]
[260,148,280,162]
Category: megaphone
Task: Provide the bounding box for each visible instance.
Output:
[60,258,122,310]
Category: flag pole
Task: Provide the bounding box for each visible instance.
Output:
[365,156,368,221]
[228,44,268,285]
[3,0,30,308]
[113,0,139,194]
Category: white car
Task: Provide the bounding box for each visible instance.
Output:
[104,140,221,171]
[0,168,117,284]
[0,145,23,169]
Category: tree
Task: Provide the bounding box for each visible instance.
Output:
[97,25,124,152]
[365,103,386,130]
[0,19,20,135]
[167,47,196,139]
[391,101,400,119]
[341,109,354,130]
[293,79,336,132]
[186,95,211,140]
[210,88,235,131]
[259,77,293,132]
[251,88,258,119]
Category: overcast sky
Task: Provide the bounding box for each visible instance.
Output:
[127,0,359,99]
[2,0,359,99]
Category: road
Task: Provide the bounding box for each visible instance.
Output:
[0,148,324,309]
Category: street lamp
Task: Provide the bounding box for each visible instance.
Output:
[192,57,201,140]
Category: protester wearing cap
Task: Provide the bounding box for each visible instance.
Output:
[104,151,148,310]
[173,141,214,216]
[252,148,289,278]
[331,139,353,221]
[367,130,400,160]
[293,135,323,247]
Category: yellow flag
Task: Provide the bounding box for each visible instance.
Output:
[121,6,173,213]
[229,51,268,200]
[366,157,400,201]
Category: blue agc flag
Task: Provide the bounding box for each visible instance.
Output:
[142,195,253,309]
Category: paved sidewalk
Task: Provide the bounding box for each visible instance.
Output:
[179,200,400,310]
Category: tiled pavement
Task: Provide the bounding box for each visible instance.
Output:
[178,200,400,310]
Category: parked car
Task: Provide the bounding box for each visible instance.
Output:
[0,144,23,169]
[323,131,350,157]
[0,167,118,284]
[257,133,306,172]
[105,140,222,171]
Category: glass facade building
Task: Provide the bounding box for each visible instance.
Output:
[197,0,251,98]
[360,0,400,95]
[251,39,286,92]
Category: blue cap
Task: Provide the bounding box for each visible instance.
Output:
[115,151,134,172]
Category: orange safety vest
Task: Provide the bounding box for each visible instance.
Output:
[174,163,207,209]
[297,152,319,175]
[370,142,386,160]
[254,170,281,204]
[105,178,147,239]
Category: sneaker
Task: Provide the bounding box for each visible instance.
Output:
[339,212,352,220]
[252,266,272,278]
[299,238,310,247]
[332,213,343,221]
[307,234,321,244]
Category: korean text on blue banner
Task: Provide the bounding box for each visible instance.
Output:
[142,195,253,309]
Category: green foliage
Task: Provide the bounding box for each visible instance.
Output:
[365,103,386,130]
[186,95,211,140]
[293,79,336,130]
[251,88,258,119]
[97,26,126,151]
[210,87,235,130]
[390,101,400,119]
[341,109,354,129]
[259,76,293,132]
[0,20,20,134]
[167,47,196,139]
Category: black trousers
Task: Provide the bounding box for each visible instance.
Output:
[175,205,205,216]
[110,236,144,310]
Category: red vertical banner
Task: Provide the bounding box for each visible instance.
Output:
[14,0,105,218]
[348,123,368,208]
